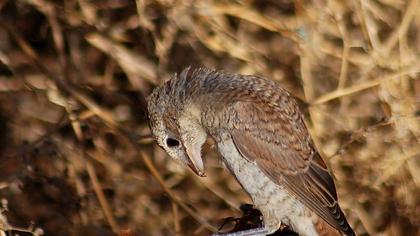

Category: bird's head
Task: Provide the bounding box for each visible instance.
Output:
[146,69,209,177]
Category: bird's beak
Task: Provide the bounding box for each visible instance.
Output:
[184,144,206,177]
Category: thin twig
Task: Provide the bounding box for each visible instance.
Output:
[312,67,420,105]
[133,148,218,232]
[86,159,120,233]
[171,202,181,235]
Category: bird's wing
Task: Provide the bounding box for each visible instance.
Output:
[230,101,353,234]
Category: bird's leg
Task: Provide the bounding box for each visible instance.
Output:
[214,204,268,235]
[212,227,268,236]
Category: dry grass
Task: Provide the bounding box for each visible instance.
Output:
[0,0,419,235]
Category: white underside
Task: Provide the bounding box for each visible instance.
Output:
[217,138,318,236]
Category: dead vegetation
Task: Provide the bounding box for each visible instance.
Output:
[0,0,419,235]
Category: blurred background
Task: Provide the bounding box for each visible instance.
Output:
[0,0,419,235]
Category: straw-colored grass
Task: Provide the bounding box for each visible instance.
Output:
[0,0,418,235]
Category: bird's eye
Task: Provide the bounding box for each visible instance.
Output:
[165,137,180,148]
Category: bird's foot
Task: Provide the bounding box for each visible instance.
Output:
[217,204,264,234]
[215,204,299,236]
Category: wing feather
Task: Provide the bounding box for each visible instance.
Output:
[230,101,354,235]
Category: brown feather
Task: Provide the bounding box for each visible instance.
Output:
[147,67,355,235]
[315,216,343,236]
[229,100,354,235]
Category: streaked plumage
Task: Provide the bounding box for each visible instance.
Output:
[147,67,355,236]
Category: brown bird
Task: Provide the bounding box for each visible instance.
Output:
[147,67,355,236]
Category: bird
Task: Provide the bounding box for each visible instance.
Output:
[147,67,355,236]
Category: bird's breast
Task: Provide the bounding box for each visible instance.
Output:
[217,136,299,208]
[216,135,318,235]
